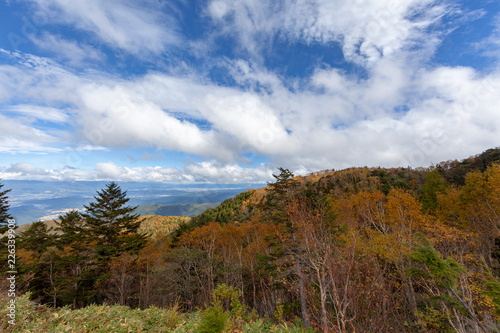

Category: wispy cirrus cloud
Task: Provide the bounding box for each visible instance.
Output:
[207,0,453,64]
[30,0,181,55]
[30,32,105,66]
[475,13,500,63]
[3,104,70,123]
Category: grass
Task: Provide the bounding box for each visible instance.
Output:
[0,293,313,332]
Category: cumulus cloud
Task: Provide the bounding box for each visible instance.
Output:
[6,162,50,175]
[0,161,274,183]
[1,46,500,178]
[0,1,498,182]
[184,161,273,183]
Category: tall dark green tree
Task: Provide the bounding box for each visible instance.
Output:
[81,182,147,303]
[265,168,310,327]
[57,210,86,245]
[17,221,57,304]
[0,181,12,234]
[83,182,146,258]
[55,211,95,308]
[18,221,54,253]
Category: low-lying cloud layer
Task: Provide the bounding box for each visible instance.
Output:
[0,161,274,183]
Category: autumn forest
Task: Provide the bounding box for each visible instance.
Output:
[1,147,500,332]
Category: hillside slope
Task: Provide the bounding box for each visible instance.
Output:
[8,147,500,333]
[165,147,500,332]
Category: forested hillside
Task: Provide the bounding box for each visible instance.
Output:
[1,147,500,332]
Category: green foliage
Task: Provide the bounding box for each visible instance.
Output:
[438,147,500,185]
[82,182,147,294]
[369,168,414,194]
[0,181,12,234]
[408,234,465,290]
[482,277,500,317]
[18,221,54,253]
[420,168,447,212]
[171,190,254,244]
[197,304,229,333]
[416,304,456,333]
[0,291,313,332]
[213,283,246,317]
[241,319,275,332]
[83,182,146,255]
[194,191,254,226]
[267,167,297,195]
[266,167,300,227]
[0,292,183,333]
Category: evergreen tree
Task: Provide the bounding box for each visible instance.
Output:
[265,167,299,219]
[0,181,12,234]
[18,221,54,253]
[17,221,56,304]
[55,211,94,308]
[265,168,310,327]
[79,182,147,303]
[57,210,86,245]
[83,182,146,258]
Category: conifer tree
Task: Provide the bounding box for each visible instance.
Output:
[266,168,310,327]
[57,210,86,244]
[18,221,56,304]
[19,221,54,253]
[0,181,12,234]
[81,182,146,303]
[55,211,94,308]
[83,182,146,261]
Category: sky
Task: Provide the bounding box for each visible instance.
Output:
[0,0,499,183]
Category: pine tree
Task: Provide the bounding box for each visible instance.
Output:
[0,181,12,234]
[80,182,147,304]
[83,182,146,256]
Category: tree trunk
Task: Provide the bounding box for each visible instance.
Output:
[295,254,310,327]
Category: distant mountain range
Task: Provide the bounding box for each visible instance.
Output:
[2,180,265,225]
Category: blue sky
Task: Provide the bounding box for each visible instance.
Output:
[0,0,499,183]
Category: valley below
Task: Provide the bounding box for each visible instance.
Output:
[3,180,264,224]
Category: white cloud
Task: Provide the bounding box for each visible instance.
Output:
[185,161,273,183]
[207,0,451,64]
[0,0,499,182]
[1,47,500,177]
[31,0,180,55]
[3,104,70,123]
[5,162,50,175]
[475,13,500,62]
[0,161,274,183]
[0,112,62,154]
[30,33,104,66]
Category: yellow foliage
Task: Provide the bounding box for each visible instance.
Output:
[138,215,190,238]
